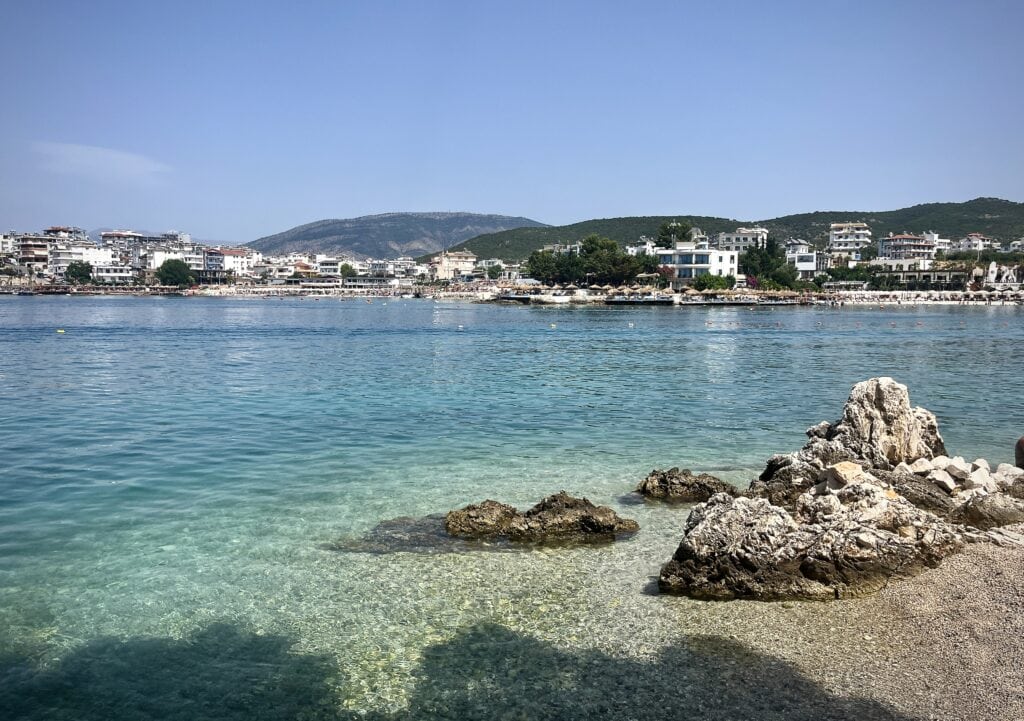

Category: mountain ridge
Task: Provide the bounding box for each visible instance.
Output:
[247,212,547,259]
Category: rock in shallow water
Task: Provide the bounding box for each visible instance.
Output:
[636,467,738,502]
[446,491,639,544]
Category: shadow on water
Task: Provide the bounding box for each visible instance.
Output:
[373,622,915,721]
[1,621,915,721]
[0,623,341,721]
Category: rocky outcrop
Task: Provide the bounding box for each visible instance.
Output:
[659,465,964,601]
[947,494,1024,531]
[748,378,947,509]
[1016,436,1024,469]
[445,492,639,543]
[443,500,519,537]
[636,468,738,502]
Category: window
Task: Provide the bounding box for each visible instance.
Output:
[695,255,709,264]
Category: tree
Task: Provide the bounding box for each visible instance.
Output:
[486,265,503,280]
[657,220,692,247]
[339,263,357,278]
[156,259,196,287]
[65,261,92,284]
[741,237,798,289]
[693,274,735,291]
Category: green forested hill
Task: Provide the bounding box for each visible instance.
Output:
[448,198,1024,261]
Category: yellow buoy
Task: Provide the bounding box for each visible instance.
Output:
[57,329,66,334]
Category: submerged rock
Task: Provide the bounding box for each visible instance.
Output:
[659,466,963,601]
[748,377,947,509]
[323,514,514,554]
[446,491,639,544]
[636,467,738,502]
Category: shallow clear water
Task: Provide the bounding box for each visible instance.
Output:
[1,296,1021,719]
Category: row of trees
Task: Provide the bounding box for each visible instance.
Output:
[524,234,661,285]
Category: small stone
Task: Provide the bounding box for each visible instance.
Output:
[819,461,865,491]
[946,457,971,482]
[964,467,998,493]
[995,463,1024,488]
[894,462,914,476]
[909,458,933,475]
[927,468,957,494]
[971,458,991,473]
[930,454,950,470]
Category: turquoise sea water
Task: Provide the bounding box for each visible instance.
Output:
[1,296,1021,720]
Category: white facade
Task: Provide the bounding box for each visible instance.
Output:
[48,243,119,279]
[657,241,737,287]
[827,222,872,255]
[715,226,769,253]
[878,233,937,261]
[956,233,998,252]
[625,238,659,256]
[431,250,477,281]
[922,231,951,253]
[785,250,826,279]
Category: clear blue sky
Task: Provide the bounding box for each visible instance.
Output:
[2,0,1022,242]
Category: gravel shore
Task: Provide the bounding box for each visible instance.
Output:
[669,529,1024,721]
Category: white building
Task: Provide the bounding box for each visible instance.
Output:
[878,233,937,261]
[625,237,659,257]
[657,241,738,288]
[922,231,951,254]
[827,222,872,259]
[956,233,998,252]
[715,226,769,253]
[784,241,827,279]
[431,250,477,281]
[48,243,119,280]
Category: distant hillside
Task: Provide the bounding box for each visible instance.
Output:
[247,212,547,259]
[449,198,1024,261]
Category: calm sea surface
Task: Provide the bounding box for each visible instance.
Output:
[1,296,1021,719]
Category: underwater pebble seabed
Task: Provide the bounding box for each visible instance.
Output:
[1,297,1021,720]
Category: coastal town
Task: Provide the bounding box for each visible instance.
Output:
[1,220,1022,303]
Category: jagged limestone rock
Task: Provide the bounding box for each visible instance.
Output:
[659,467,963,601]
[636,467,738,502]
[748,378,947,509]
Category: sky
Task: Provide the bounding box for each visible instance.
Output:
[1,0,1022,243]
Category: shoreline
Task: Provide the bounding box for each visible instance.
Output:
[3,285,1022,306]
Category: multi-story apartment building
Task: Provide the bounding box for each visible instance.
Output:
[657,241,738,288]
[715,226,769,253]
[48,242,119,280]
[956,233,998,252]
[784,240,827,279]
[878,233,937,261]
[431,250,477,281]
[827,222,872,259]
